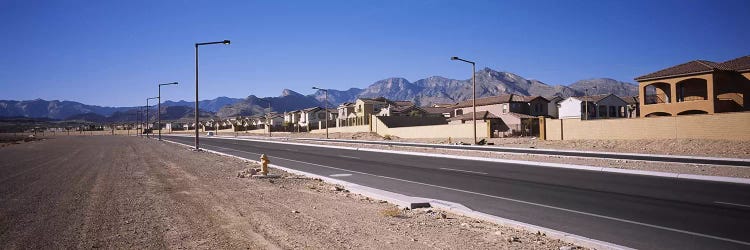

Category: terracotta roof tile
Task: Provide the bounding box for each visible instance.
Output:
[635,60,731,81]
[448,111,499,121]
[505,112,537,119]
[421,107,453,114]
[719,55,750,72]
[453,94,539,108]
[576,94,610,103]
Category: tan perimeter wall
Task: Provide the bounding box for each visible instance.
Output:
[310,125,370,134]
[545,112,750,141]
[372,115,489,139]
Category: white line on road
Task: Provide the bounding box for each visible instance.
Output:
[166,138,750,246]
[439,167,488,175]
[339,155,360,160]
[330,173,353,177]
[715,201,750,209]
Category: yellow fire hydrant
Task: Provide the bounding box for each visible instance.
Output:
[260,154,270,175]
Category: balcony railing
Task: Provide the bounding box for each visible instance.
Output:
[644,94,667,105]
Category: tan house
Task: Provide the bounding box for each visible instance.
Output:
[451,94,549,136]
[336,102,355,127]
[352,98,388,125]
[452,94,549,118]
[635,55,750,117]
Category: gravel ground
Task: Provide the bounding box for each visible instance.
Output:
[0,136,579,249]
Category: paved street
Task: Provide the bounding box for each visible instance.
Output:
[165,135,750,250]
[297,138,750,167]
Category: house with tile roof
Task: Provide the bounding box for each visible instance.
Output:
[635,55,750,117]
[336,102,356,127]
[450,94,549,136]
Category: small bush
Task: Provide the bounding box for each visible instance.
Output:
[380,206,402,217]
[382,134,392,140]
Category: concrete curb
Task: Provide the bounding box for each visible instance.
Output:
[159,138,631,250]
[164,134,750,185]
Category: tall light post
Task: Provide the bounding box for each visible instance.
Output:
[146,97,158,138]
[158,82,179,140]
[312,86,329,139]
[136,109,142,136]
[584,88,588,120]
[451,56,477,145]
[194,39,230,151]
[583,86,597,120]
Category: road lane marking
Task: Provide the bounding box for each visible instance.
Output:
[440,167,488,175]
[167,135,750,185]
[715,201,750,209]
[166,138,750,246]
[330,173,352,177]
[339,155,360,160]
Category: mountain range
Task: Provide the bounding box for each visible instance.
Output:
[0,68,638,121]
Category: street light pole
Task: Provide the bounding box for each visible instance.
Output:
[146,97,157,138]
[312,86,329,139]
[158,82,179,141]
[451,56,477,145]
[136,109,141,136]
[584,88,588,120]
[267,101,272,137]
[194,39,230,151]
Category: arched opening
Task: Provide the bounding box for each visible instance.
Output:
[643,82,671,104]
[676,78,707,102]
[714,72,749,112]
[677,110,709,115]
[645,112,671,117]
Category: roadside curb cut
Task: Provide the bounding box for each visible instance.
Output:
[159,137,631,250]
[163,134,750,185]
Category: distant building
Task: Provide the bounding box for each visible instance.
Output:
[451,94,549,136]
[557,94,629,119]
[546,96,564,119]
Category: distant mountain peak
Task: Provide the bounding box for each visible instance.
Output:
[281,89,303,97]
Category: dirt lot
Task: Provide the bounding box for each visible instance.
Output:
[0,136,578,249]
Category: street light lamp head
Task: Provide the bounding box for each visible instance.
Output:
[451,56,459,60]
[223,40,231,45]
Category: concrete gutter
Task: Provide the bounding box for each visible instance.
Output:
[159,137,632,250]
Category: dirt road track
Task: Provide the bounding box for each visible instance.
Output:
[0,136,574,249]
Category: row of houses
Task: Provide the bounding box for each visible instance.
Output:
[326,93,638,136]
[158,55,748,136]
[164,114,285,132]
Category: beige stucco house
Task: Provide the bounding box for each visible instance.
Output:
[450,94,549,136]
[635,55,750,117]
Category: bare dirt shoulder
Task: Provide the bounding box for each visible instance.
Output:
[0,136,579,249]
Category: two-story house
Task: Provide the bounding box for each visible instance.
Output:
[635,55,750,117]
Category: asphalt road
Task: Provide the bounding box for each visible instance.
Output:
[296,138,750,167]
[164,135,750,250]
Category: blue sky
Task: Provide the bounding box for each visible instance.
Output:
[1,0,748,107]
